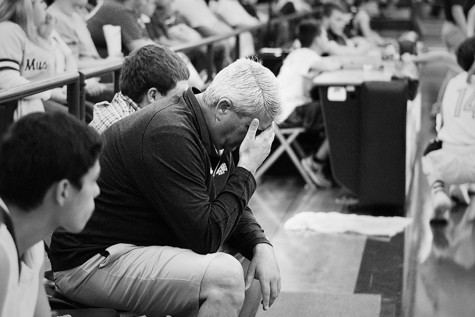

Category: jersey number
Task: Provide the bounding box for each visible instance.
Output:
[454,87,475,118]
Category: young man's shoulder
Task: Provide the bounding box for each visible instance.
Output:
[283,48,321,65]
[446,71,472,91]
[0,21,26,42]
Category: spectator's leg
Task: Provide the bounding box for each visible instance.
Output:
[313,138,329,162]
[431,180,452,219]
[238,257,261,317]
[198,253,245,317]
[239,279,261,317]
[54,244,229,316]
[301,138,332,188]
[195,26,233,71]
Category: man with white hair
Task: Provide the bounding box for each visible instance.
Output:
[49,58,282,317]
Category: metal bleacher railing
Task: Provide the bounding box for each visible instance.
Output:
[0,1,419,134]
[0,7,321,134]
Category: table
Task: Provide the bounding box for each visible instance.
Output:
[313,69,392,86]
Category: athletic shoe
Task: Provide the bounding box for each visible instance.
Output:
[432,189,452,219]
[301,157,332,188]
[450,184,470,205]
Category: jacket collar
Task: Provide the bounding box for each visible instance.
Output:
[183,87,220,158]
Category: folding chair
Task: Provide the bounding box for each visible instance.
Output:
[256,125,316,188]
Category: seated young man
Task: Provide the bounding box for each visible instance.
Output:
[321,2,374,56]
[146,0,207,72]
[348,0,386,46]
[422,36,475,218]
[0,112,102,317]
[277,19,341,187]
[172,0,234,70]
[89,44,189,133]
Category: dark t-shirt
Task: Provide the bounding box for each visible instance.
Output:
[87,0,149,56]
[50,88,270,272]
[444,0,475,23]
[327,28,349,46]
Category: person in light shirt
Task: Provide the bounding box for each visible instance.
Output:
[277,19,341,187]
[422,36,475,218]
[0,112,102,317]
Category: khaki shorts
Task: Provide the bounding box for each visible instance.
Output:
[54,244,223,317]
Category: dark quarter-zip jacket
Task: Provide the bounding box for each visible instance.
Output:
[50,88,270,271]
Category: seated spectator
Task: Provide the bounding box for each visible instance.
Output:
[0,0,92,116]
[442,0,474,52]
[0,111,102,317]
[87,0,151,56]
[347,0,386,46]
[50,59,281,317]
[0,0,56,118]
[146,0,207,72]
[47,0,121,69]
[172,0,233,70]
[321,2,374,56]
[43,28,82,111]
[275,0,312,14]
[210,0,259,28]
[90,44,189,133]
[209,0,259,57]
[147,0,202,47]
[277,19,341,187]
[47,0,120,107]
[86,0,205,88]
[422,37,475,218]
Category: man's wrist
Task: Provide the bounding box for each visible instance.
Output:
[253,242,273,256]
[237,162,256,176]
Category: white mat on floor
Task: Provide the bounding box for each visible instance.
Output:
[284,211,412,237]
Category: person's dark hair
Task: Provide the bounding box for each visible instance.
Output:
[120,44,190,103]
[456,36,475,71]
[298,19,322,48]
[0,112,103,211]
[322,2,345,18]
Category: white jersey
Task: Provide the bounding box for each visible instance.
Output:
[0,200,44,317]
[277,48,322,122]
[438,72,475,145]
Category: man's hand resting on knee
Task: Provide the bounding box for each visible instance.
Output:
[245,243,281,310]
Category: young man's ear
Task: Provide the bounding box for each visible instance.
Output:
[146,88,161,103]
[54,179,71,206]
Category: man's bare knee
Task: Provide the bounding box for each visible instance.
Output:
[200,253,245,312]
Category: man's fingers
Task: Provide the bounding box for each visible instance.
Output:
[245,118,259,139]
[258,122,275,142]
[260,279,271,310]
[245,262,256,290]
[269,280,279,308]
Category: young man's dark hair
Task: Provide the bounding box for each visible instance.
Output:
[0,112,102,211]
[298,19,323,48]
[456,36,475,71]
[120,44,190,103]
[322,2,345,18]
